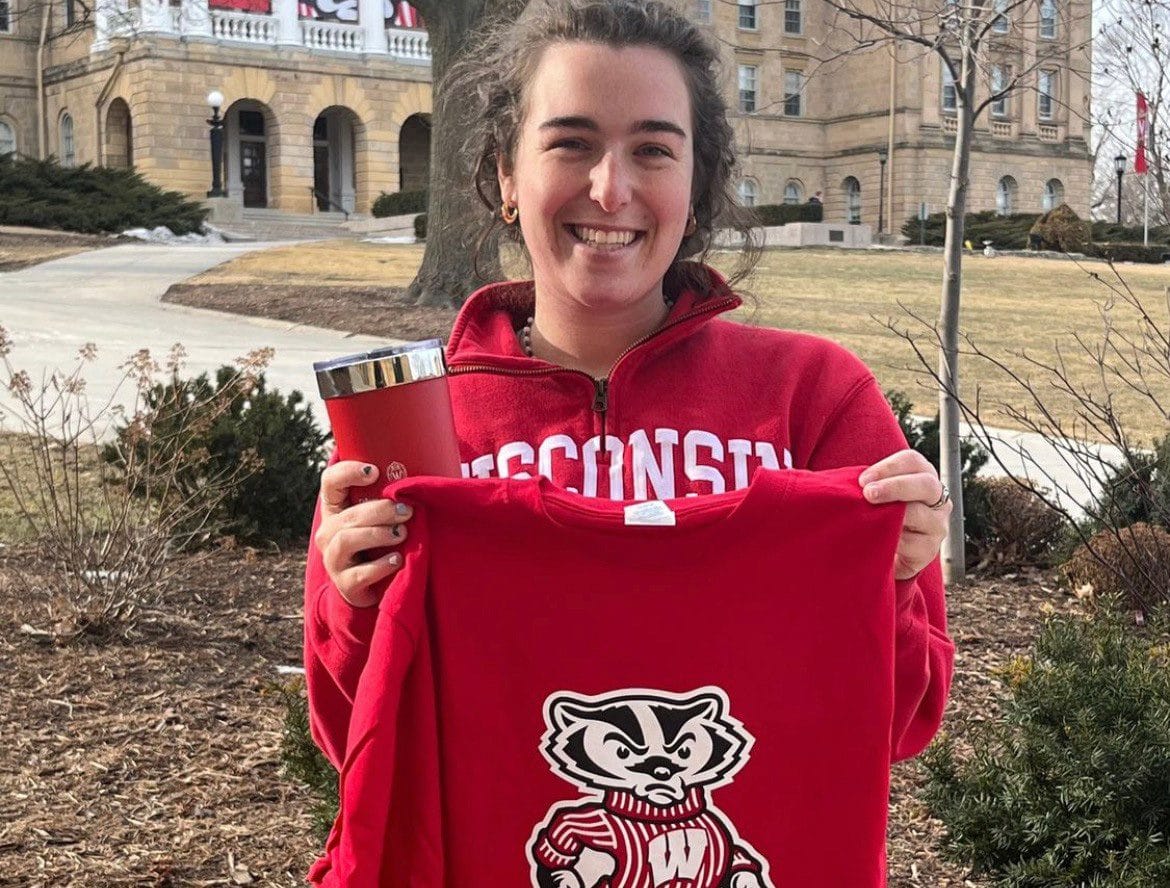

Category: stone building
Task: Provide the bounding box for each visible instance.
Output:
[0,0,1091,227]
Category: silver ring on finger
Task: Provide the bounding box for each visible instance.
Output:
[928,483,951,510]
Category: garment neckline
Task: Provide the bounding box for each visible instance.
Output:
[521,466,790,537]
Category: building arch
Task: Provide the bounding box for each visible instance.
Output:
[223,99,280,209]
[105,98,133,168]
[738,177,759,207]
[1042,178,1064,211]
[399,113,431,192]
[311,105,367,214]
[0,117,17,156]
[843,176,861,223]
[996,175,1018,215]
[59,110,76,166]
[783,179,804,205]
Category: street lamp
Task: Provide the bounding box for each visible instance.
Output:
[1114,153,1126,224]
[877,147,889,236]
[207,89,226,198]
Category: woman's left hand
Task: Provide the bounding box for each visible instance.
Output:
[858,449,952,581]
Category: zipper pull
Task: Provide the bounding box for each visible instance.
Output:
[592,378,609,413]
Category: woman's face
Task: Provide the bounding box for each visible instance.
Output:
[498,42,695,314]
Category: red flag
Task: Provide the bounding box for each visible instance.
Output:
[1136,91,1149,174]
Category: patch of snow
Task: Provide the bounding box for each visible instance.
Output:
[119,225,226,245]
[361,235,417,245]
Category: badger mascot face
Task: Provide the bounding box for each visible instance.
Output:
[528,687,774,888]
[542,688,752,805]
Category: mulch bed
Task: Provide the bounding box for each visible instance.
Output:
[0,537,1085,886]
[163,284,459,344]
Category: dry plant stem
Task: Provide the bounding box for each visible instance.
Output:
[0,328,274,638]
[884,264,1170,611]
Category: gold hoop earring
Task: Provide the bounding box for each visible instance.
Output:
[501,203,519,225]
[684,209,697,237]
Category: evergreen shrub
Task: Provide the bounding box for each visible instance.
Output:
[1090,221,1170,245]
[372,189,428,217]
[901,211,1039,249]
[752,202,824,225]
[278,679,339,843]
[104,366,328,547]
[1084,242,1170,264]
[0,154,208,234]
[922,607,1170,887]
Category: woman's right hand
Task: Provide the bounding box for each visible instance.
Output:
[314,461,412,608]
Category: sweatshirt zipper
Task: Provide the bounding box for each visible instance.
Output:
[447,295,738,456]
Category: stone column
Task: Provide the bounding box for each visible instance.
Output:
[274,0,301,46]
[185,0,213,38]
[140,0,175,33]
[92,0,113,51]
[360,0,388,53]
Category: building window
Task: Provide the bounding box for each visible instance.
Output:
[1043,178,1064,211]
[941,62,957,112]
[784,70,804,117]
[738,0,756,30]
[991,0,1009,32]
[1038,69,1055,119]
[990,65,1010,116]
[784,0,802,34]
[738,178,759,207]
[783,180,803,204]
[844,176,861,223]
[996,175,1018,215]
[738,65,758,113]
[60,113,75,166]
[695,0,711,23]
[1039,0,1056,38]
[0,121,14,156]
[0,0,10,32]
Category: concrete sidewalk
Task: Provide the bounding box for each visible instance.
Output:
[1,241,394,426]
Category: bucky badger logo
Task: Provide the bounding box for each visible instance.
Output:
[528,687,774,888]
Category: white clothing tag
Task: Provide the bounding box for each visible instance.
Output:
[623,500,677,527]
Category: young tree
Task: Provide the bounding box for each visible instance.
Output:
[820,0,1093,581]
[405,0,527,307]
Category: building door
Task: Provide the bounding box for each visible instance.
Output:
[240,141,267,208]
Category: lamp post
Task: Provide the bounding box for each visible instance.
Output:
[877,147,888,236]
[1114,153,1126,224]
[206,90,226,198]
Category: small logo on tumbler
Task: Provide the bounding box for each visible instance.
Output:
[386,461,409,481]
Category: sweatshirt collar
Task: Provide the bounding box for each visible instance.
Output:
[603,787,708,821]
[444,264,742,370]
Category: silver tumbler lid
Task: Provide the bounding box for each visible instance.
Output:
[313,339,448,399]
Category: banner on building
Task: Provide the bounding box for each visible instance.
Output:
[1135,91,1149,175]
[294,0,423,24]
[211,0,271,13]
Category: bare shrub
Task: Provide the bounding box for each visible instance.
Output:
[1064,523,1170,616]
[967,476,1068,573]
[0,326,272,641]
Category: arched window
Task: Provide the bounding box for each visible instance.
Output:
[1043,178,1064,211]
[996,175,1018,215]
[783,180,804,205]
[843,176,861,223]
[0,120,15,156]
[738,178,758,207]
[60,112,75,166]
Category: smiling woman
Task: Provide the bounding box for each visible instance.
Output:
[304,2,956,885]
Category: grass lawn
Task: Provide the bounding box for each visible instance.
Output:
[186,241,1170,444]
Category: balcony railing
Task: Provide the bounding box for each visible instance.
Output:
[93,0,430,61]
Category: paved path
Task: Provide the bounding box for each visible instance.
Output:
[2,242,1121,515]
[1,242,391,428]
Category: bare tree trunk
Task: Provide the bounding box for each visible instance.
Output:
[938,46,977,584]
[407,0,526,308]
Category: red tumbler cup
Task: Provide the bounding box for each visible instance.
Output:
[314,339,461,503]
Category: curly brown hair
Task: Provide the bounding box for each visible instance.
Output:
[442,0,761,295]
